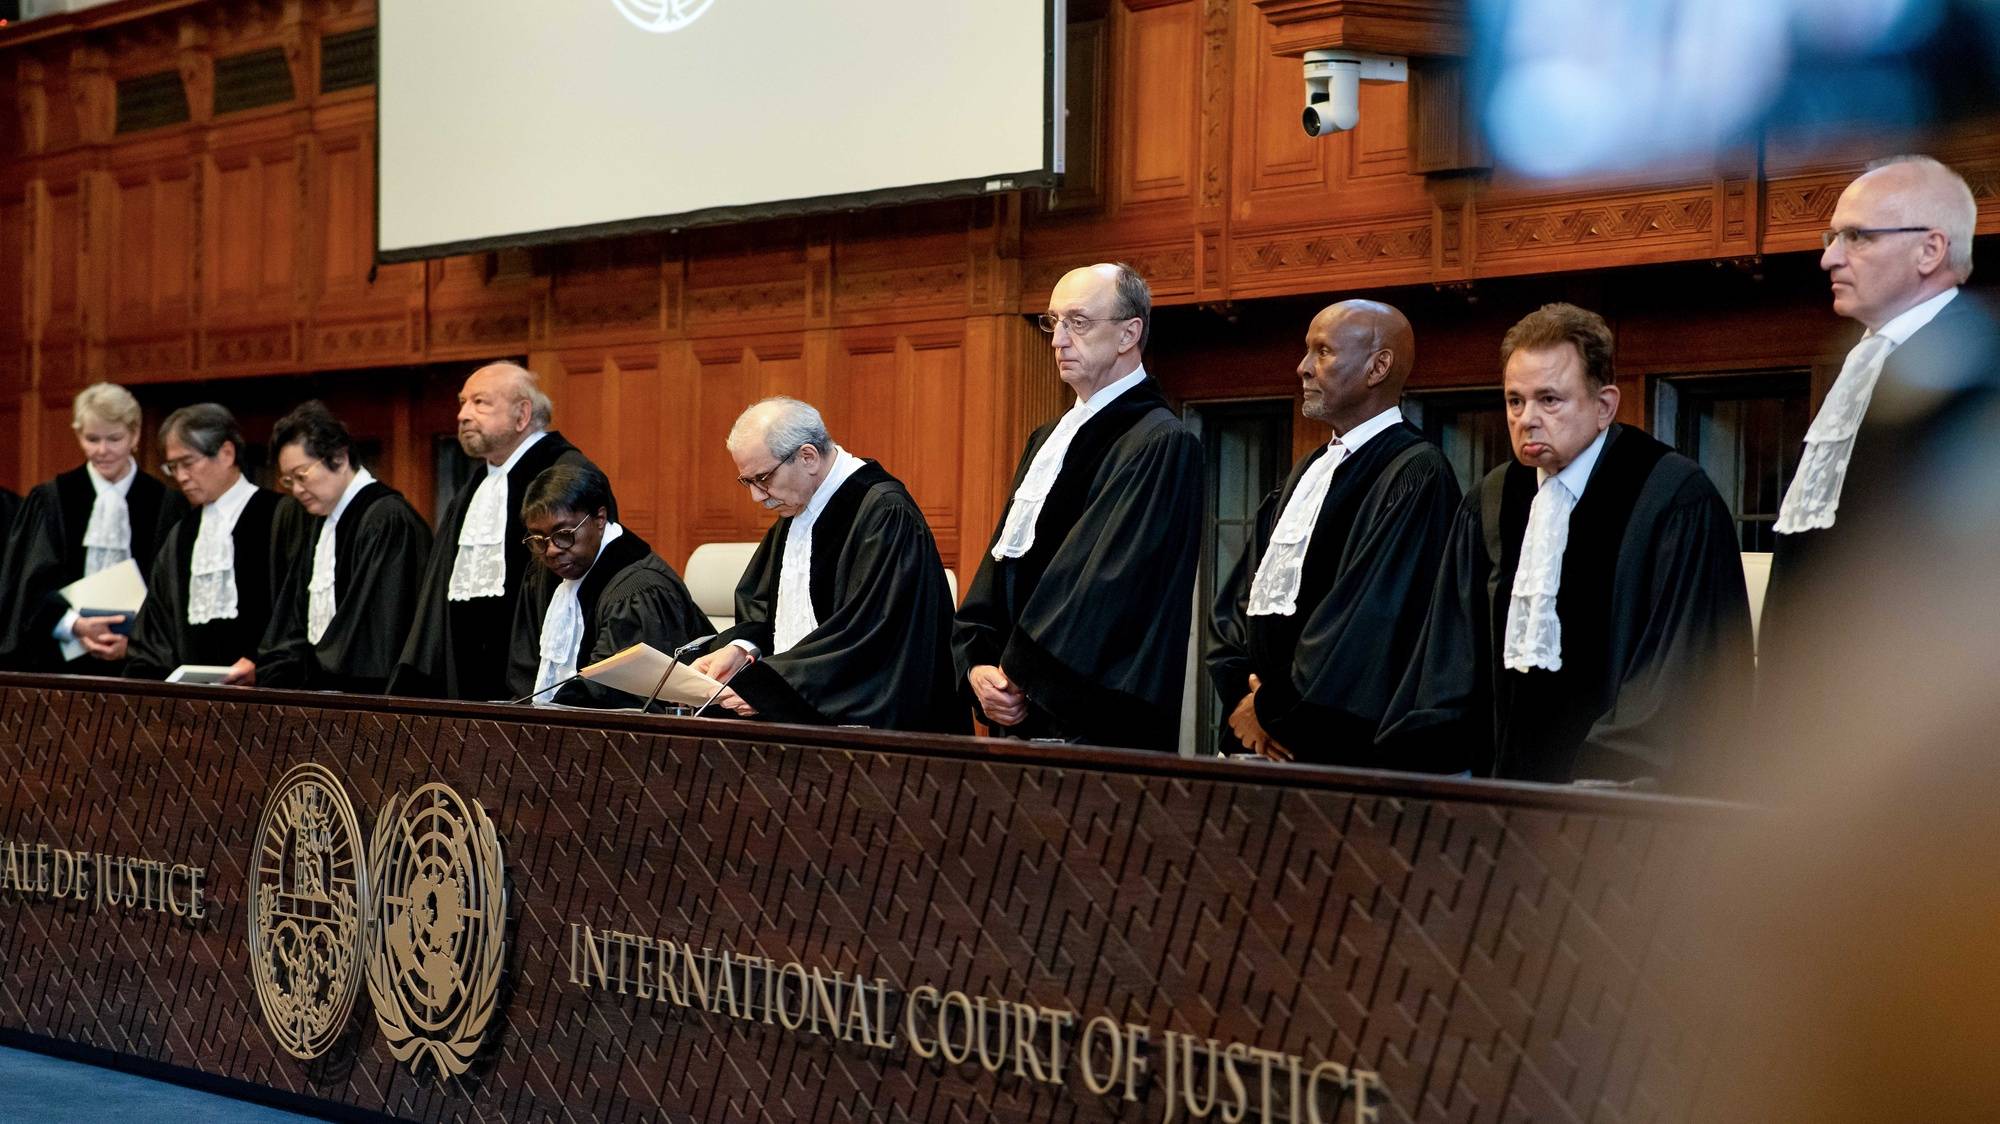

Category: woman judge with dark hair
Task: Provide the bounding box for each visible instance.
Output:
[0,383,188,673]
[124,403,289,681]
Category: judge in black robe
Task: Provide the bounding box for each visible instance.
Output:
[691,398,965,732]
[1208,300,1461,765]
[389,362,610,701]
[954,263,1203,751]
[0,458,187,674]
[253,402,433,694]
[1381,305,1753,787]
[0,488,18,534]
[125,405,291,680]
[506,464,711,708]
[1762,160,2000,685]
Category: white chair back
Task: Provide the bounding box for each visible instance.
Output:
[683,542,761,632]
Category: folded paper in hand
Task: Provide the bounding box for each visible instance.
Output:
[59,559,147,614]
[581,643,724,705]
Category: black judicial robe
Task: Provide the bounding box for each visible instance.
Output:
[505,528,711,708]
[0,467,187,674]
[717,461,966,733]
[1762,293,2000,680]
[255,482,433,694]
[1208,424,1460,764]
[388,431,607,702]
[125,487,290,679]
[0,488,18,535]
[953,378,1203,751]
[1379,425,1753,786]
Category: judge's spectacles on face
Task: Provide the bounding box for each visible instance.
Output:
[275,458,326,492]
[1037,312,1133,336]
[160,452,212,478]
[736,448,799,491]
[522,516,593,554]
[1820,226,1934,250]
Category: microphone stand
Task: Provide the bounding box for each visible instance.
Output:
[508,671,584,706]
[641,633,718,715]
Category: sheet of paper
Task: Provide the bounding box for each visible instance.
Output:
[166,665,234,685]
[579,643,724,706]
[58,559,147,615]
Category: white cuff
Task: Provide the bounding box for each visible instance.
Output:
[729,639,761,659]
[53,607,80,642]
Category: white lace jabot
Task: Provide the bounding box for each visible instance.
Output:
[187,474,260,626]
[449,431,546,601]
[1502,428,1606,673]
[306,467,374,644]
[991,367,1149,561]
[774,447,863,654]
[82,460,137,577]
[533,521,623,700]
[1246,406,1403,617]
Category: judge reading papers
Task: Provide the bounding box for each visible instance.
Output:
[1208,301,1460,764]
[0,383,187,673]
[954,263,1202,750]
[507,464,710,708]
[688,398,964,732]
[390,362,611,701]
[124,404,291,682]
[1380,304,1753,787]
[251,402,432,693]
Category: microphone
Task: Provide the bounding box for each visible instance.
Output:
[641,633,717,715]
[509,670,583,706]
[693,647,758,718]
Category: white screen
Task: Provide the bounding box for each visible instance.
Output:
[378,0,1056,258]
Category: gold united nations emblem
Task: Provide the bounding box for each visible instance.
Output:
[249,764,369,1060]
[364,782,507,1078]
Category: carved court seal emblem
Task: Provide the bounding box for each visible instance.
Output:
[249,764,369,1060]
[365,782,506,1078]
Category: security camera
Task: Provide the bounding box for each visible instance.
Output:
[1302,49,1408,137]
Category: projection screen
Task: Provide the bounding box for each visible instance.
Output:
[377,0,1062,261]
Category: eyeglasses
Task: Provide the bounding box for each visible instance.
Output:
[274,458,326,492]
[159,452,211,477]
[1036,312,1135,336]
[736,448,799,491]
[1821,226,1934,250]
[521,516,594,554]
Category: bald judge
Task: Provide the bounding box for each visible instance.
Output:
[1208,300,1461,764]
[1381,304,1753,787]
[389,362,611,701]
[954,262,1203,750]
[690,398,964,731]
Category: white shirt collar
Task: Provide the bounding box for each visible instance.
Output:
[1870,285,1957,347]
[488,429,548,478]
[1538,427,1609,494]
[89,459,138,497]
[204,473,260,523]
[570,520,624,585]
[325,466,375,529]
[795,447,864,529]
[1076,365,1149,411]
[1332,405,1404,454]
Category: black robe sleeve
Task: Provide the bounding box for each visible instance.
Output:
[0,483,71,672]
[1377,490,1495,775]
[258,494,433,693]
[123,522,190,681]
[726,490,966,732]
[553,564,714,709]
[1581,473,1754,782]
[388,487,476,698]
[714,528,781,654]
[1252,452,1462,757]
[1205,488,1282,720]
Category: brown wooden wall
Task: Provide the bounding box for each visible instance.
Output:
[6,0,2000,570]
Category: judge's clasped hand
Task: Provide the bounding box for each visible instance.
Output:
[688,644,758,717]
[72,614,128,660]
[1230,675,1294,763]
[968,664,1027,727]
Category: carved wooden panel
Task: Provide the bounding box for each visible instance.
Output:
[0,677,1744,1124]
[1116,0,1201,209]
[202,134,300,318]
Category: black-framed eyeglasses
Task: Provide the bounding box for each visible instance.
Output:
[1036,312,1135,336]
[736,447,799,491]
[159,452,212,477]
[521,516,594,553]
[1821,226,1934,250]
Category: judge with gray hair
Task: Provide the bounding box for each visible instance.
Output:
[1761,154,2000,679]
[390,361,612,701]
[688,396,965,732]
